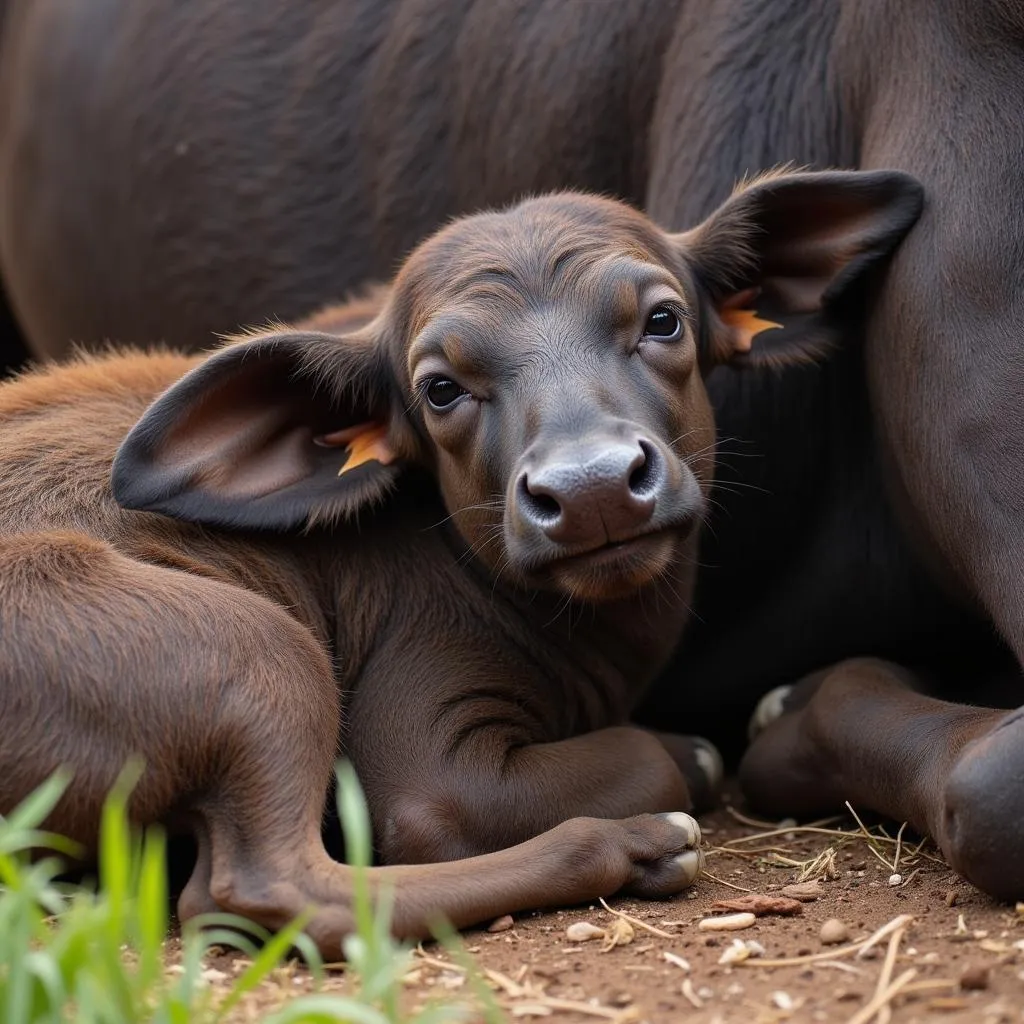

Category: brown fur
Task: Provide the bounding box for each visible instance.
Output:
[0,175,919,952]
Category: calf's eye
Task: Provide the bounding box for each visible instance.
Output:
[425,377,469,410]
[643,306,683,341]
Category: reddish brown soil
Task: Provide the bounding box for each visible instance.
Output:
[187,803,1024,1023]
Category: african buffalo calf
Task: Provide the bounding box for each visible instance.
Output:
[0,170,921,954]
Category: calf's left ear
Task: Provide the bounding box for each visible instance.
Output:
[676,169,924,367]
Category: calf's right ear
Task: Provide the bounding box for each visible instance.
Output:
[112,327,415,531]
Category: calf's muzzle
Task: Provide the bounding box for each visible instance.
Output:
[514,437,666,549]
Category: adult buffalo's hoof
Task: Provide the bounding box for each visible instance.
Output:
[941,707,1024,902]
[693,738,725,805]
[739,668,845,820]
[747,668,834,740]
[648,731,724,812]
[748,685,795,739]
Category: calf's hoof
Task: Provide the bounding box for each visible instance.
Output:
[618,811,705,897]
[555,810,704,901]
[941,708,1024,902]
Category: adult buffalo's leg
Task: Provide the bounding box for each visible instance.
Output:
[740,657,1024,900]
[810,18,1024,903]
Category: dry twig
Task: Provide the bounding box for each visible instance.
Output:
[598,898,676,938]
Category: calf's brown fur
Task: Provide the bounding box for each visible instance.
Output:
[0,172,920,954]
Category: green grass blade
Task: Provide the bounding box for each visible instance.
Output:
[212,913,314,1021]
[97,758,147,1020]
[23,950,68,1021]
[265,994,392,1024]
[189,929,264,962]
[2,770,72,831]
[4,913,33,1024]
[335,762,376,954]
[186,911,273,942]
[0,828,84,860]
[335,762,372,870]
[409,1002,474,1024]
[134,825,170,994]
[432,919,504,1024]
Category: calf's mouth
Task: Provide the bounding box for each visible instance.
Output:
[544,528,683,601]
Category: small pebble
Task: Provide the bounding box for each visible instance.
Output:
[718,938,766,966]
[487,914,514,933]
[960,965,991,991]
[698,912,757,932]
[888,873,903,886]
[772,991,795,1011]
[609,992,633,1007]
[566,921,604,942]
[719,939,752,965]
[820,918,850,945]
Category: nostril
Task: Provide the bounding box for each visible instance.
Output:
[531,491,561,519]
[518,474,562,524]
[628,441,661,499]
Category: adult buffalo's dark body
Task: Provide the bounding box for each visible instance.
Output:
[1,1,1023,896]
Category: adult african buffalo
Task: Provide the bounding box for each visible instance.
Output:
[2,0,1023,898]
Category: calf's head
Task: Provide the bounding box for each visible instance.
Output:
[114,169,922,601]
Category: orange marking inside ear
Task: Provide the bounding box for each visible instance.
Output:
[318,422,395,475]
[720,307,784,353]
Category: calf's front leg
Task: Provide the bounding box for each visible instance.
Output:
[349,636,705,885]
[739,657,1024,900]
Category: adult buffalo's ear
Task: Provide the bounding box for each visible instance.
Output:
[112,327,416,531]
[676,169,924,368]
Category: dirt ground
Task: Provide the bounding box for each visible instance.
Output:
[189,798,1024,1023]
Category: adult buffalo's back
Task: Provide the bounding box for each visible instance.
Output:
[0,0,679,355]
[2,0,1022,761]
